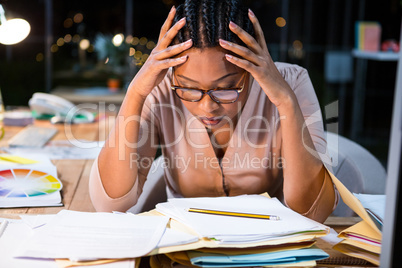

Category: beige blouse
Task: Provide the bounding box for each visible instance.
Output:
[89,62,338,223]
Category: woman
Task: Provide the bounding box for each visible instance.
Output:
[89,0,337,223]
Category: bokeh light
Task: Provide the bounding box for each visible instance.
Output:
[112,33,124,47]
[63,18,73,28]
[73,13,83,24]
[79,39,90,50]
[36,53,44,62]
[276,17,286,27]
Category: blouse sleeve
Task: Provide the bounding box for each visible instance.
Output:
[88,88,162,212]
[278,63,339,221]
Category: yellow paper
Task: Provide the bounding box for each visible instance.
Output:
[333,242,379,266]
[0,154,39,164]
[338,221,381,242]
[327,170,381,235]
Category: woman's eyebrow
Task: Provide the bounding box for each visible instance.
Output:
[177,73,238,83]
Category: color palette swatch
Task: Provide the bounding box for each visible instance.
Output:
[0,169,62,198]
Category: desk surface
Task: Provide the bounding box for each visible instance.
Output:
[0,119,375,267]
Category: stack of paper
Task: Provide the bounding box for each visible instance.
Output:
[0,154,63,208]
[14,210,169,260]
[333,194,384,266]
[154,195,330,267]
[328,171,384,266]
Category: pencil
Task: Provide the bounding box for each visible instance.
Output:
[187,208,280,220]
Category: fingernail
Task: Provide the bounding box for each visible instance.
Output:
[219,39,228,46]
[170,6,175,14]
[248,9,255,17]
[225,54,233,60]
[229,21,237,28]
[183,39,192,46]
[179,17,186,23]
[177,55,187,61]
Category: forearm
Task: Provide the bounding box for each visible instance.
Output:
[98,87,147,199]
[277,94,334,214]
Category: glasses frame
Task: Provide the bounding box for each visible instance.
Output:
[171,72,247,104]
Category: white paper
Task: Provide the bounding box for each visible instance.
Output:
[157,228,199,248]
[0,220,58,268]
[156,195,329,244]
[15,210,169,260]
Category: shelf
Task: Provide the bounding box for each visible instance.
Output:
[352,49,400,61]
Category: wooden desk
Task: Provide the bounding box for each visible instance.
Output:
[0,119,375,267]
[0,115,116,218]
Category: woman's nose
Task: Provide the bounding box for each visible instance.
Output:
[198,94,220,112]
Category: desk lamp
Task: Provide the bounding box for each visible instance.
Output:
[0,4,30,45]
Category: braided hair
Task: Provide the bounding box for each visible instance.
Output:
[172,0,254,48]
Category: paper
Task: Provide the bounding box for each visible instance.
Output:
[327,171,381,235]
[15,210,169,260]
[6,140,104,160]
[157,227,199,248]
[156,195,329,244]
[0,154,39,164]
[353,193,385,224]
[0,220,58,268]
[187,247,329,267]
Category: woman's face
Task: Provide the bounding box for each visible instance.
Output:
[173,47,249,131]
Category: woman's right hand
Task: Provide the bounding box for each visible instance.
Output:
[128,6,192,100]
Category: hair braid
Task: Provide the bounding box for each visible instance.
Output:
[171,0,255,48]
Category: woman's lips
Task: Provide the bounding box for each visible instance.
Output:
[199,116,223,126]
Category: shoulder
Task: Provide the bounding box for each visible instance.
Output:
[274,62,309,81]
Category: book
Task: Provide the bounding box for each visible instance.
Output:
[355,21,382,52]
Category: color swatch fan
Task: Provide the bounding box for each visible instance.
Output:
[0,168,63,208]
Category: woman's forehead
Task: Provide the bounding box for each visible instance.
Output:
[174,47,243,82]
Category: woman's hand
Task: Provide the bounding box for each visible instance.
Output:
[218,9,294,108]
[128,6,193,100]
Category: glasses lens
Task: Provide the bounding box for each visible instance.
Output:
[211,90,239,103]
[175,88,203,101]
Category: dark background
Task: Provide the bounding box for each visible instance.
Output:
[0,0,401,165]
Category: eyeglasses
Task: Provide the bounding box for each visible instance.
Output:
[171,72,247,104]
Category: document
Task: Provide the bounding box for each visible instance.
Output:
[187,247,329,267]
[15,210,169,260]
[156,195,329,244]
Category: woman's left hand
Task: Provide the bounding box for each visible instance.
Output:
[219,9,294,108]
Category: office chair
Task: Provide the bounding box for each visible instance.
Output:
[326,131,387,216]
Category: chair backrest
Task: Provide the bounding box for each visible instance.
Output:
[326,131,387,216]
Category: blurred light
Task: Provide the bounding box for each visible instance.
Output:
[50,44,59,53]
[131,37,139,45]
[134,50,142,60]
[64,34,72,43]
[293,40,303,50]
[125,35,133,44]
[72,34,80,43]
[79,39,90,50]
[0,4,31,45]
[105,57,110,64]
[36,53,44,62]
[275,17,286,27]
[57,37,65,46]
[146,41,156,50]
[63,18,73,28]
[139,37,148,45]
[73,13,83,24]
[87,44,94,53]
[141,54,149,62]
[112,33,124,47]
[129,47,136,56]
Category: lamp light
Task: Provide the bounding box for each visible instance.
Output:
[0,4,31,45]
